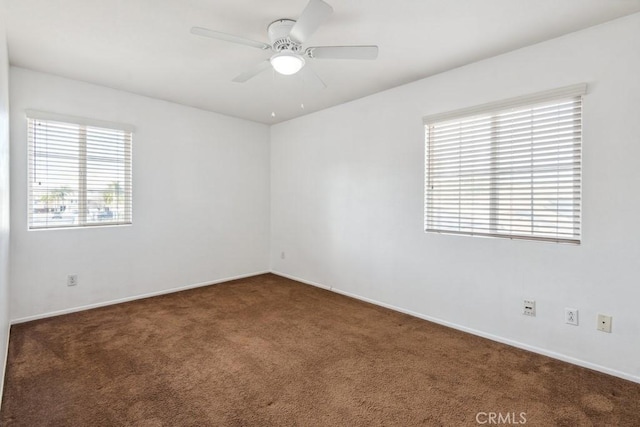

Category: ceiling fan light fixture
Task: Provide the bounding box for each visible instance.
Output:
[270,50,305,75]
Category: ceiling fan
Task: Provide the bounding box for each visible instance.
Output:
[190,0,379,83]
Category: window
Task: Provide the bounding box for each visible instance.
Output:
[27,111,133,229]
[424,85,585,244]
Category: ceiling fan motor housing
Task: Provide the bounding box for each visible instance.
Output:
[268,19,302,53]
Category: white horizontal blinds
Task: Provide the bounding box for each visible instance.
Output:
[425,92,582,243]
[28,120,81,229]
[28,115,132,229]
[84,126,132,225]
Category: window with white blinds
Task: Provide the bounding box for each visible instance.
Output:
[27,111,133,229]
[424,85,585,244]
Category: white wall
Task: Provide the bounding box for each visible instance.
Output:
[9,67,270,321]
[0,0,11,402]
[271,13,640,381]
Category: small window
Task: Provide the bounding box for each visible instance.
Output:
[27,111,133,229]
[424,85,585,244]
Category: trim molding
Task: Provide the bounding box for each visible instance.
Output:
[271,270,640,385]
[9,269,639,384]
[273,271,331,290]
[0,324,10,412]
[10,270,270,324]
[25,109,135,133]
[422,83,587,125]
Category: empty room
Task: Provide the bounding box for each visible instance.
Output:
[1,0,640,425]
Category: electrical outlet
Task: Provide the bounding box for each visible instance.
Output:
[597,314,612,333]
[523,299,536,317]
[565,308,579,326]
[281,251,285,260]
[67,274,78,287]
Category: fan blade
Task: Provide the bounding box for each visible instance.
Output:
[307,45,379,60]
[191,27,271,50]
[289,0,333,44]
[232,61,272,83]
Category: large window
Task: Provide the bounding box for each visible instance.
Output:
[424,85,585,243]
[27,111,133,229]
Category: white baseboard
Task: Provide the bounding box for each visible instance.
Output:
[9,269,639,384]
[10,270,270,324]
[271,270,640,385]
[0,323,10,412]
[273,271,332,290]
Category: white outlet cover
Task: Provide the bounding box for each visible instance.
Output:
[523,299,536,317]
[67,274,78,287]
[565,308,579,326]
[597,314,612,333]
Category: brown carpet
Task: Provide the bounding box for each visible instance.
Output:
[1,274,639,426]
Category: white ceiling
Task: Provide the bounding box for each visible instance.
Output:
[6,0,640,124]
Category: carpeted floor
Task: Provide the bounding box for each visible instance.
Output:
[1,274,639,426]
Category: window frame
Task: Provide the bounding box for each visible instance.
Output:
[26,110,134,230]
[423,84,586,244]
